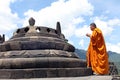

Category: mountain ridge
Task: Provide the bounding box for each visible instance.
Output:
[75,48,120,61]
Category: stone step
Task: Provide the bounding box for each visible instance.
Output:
[0,57,86,69]
[0,67,93,79]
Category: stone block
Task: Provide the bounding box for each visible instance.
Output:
[55,42,65,50]
[0,70,11,79]
[33,68,47,78]
[10,69,24,78]
[47,68,58,77]
[64,43,75,52]
[10,42,21,50]
[23,69,34,78]
[57,68,66,77]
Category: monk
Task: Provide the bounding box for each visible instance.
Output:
[86,23,109,75]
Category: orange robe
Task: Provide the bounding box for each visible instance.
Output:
[86,28,109,75]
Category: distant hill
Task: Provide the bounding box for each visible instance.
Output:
[108,51,120,62]
[75,49,86,59]
[75,49,120,61]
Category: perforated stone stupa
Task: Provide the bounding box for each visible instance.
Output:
[0,18,92,79]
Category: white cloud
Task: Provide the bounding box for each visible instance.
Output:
[107,18,120,27]
[62,23,76,38]
[75,25,92,38]
[79,39,84,47]
[0,0,19,40]
[23,0,94,38]
[0,0,15,13]
[72,17,85,25]
[106,42,120,54]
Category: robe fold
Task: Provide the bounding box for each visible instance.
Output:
[86,28,109,75]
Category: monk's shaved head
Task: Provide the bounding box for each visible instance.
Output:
[90,23,97,28]
[90,23,97,31]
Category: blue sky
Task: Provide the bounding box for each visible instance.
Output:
[0,0,120,53]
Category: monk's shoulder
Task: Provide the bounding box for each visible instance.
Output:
[95,28,102,34]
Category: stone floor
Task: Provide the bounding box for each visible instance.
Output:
[0,75,119,80]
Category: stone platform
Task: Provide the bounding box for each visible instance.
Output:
[0,67,92,79]
[0,76,115,80]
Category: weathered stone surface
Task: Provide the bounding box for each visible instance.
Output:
[13,26,61,38]
[1,33,74,52]
[109,62,118,75]
[0,57,87,69]
[0,50,79,58]
[0,67,92,79]
[0,76,113,80]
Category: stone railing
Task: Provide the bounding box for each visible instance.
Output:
[109,62,118,75]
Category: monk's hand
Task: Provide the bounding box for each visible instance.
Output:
[86,33,91,37]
